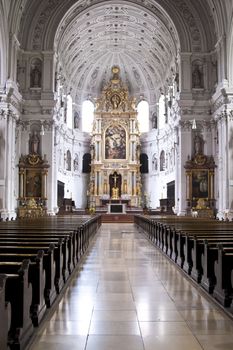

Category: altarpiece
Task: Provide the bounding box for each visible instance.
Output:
[88,66,142,208]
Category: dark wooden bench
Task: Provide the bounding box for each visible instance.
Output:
[0,214,101,350]
[0,250,46,327]
[0,235,70,284]
[0,274,10,350]
[0,244,56,309]
[3,260,33,350]
[135,215,233,311]
[213,245,233,307]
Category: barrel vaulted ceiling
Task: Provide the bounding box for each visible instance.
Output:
[17,0,219,103]
[55,2,179,103]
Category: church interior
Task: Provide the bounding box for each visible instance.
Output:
[1,1,233,349]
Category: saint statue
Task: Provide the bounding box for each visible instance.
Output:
[111,94,120,109]
[29,131,40,154]
[194,134,203,155]
[74,112,80,129]
[30,64,42,88]
[192,65,203,88]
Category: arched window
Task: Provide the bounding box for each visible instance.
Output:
[140,153,149,173]
[66,94,73,129]
[160,150,165,171]
[82,153,91,173]
[82,100,94,133]
[137,100,149,133]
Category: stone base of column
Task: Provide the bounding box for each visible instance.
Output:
[216,209,233,221]
[177,210,187,216]
[47,208,58,216]
[0,209,17,221]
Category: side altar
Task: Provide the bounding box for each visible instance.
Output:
[17,131,50,218]
[88,66,142,209]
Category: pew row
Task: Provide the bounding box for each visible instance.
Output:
[135,215,233,313]
[0,214,101,350]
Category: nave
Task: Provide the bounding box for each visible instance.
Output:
[29,223,233,350]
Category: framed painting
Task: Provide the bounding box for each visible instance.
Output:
[105,124,126,160]
[26,170,42,197]
[192,170,209,199]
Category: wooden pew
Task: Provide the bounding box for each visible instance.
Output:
[3,260,33,350]
[0,231,75,274]
[0,241,64,294]
[0,274,10,350]
[135,215,233,313]
[0,214,101,350]
[0,245,56,309]
[0,250,46,327]
[213,245,233,307]
[0,236,69,286]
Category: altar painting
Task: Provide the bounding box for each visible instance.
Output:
[26,170,42,197]
[192,170,208,198]
[105,125,126,159]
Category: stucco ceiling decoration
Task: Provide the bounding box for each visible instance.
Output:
[18,0,217,103]
[54,1,179,103]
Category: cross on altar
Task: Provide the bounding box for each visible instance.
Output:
[113,173,119,187]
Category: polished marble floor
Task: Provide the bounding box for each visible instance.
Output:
[29,223,233,350]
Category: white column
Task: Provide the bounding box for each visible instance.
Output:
[177,122,192,215]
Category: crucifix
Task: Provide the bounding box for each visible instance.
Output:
[113,172,119,187]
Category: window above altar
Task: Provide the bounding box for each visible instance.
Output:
[82,100,94,133]
[137,100,149,133]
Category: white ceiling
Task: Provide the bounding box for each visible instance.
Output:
[55,2,179,104]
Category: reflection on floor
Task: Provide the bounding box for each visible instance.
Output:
[28,223,233,350]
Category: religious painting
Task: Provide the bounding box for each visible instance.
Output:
[192,170,208,199]
[26,170,42,197]
[105,125,126,159]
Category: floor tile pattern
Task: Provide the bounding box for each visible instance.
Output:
[29,224,233,350]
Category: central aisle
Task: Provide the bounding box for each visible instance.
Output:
[30,223,233,350]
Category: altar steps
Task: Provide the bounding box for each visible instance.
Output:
[101,214,134,223]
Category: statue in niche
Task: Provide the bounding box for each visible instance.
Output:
[136,143,141,160]
[74,112,80,129]
[174,72,179,92]
[66,150,71,171]
[111,94,120,109]
[29,131,40,154]
[152,155,158,171]
[73,154,79,172]
[90,144,95,160]
[194,134,204,155]
[54,71,58,92]
[131,97,136,110]
[152,112,157,129]
[30,61,42,88]
[64,107,67,123]
[192,64,203,88]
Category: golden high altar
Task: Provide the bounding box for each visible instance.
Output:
[88,66,142,208]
